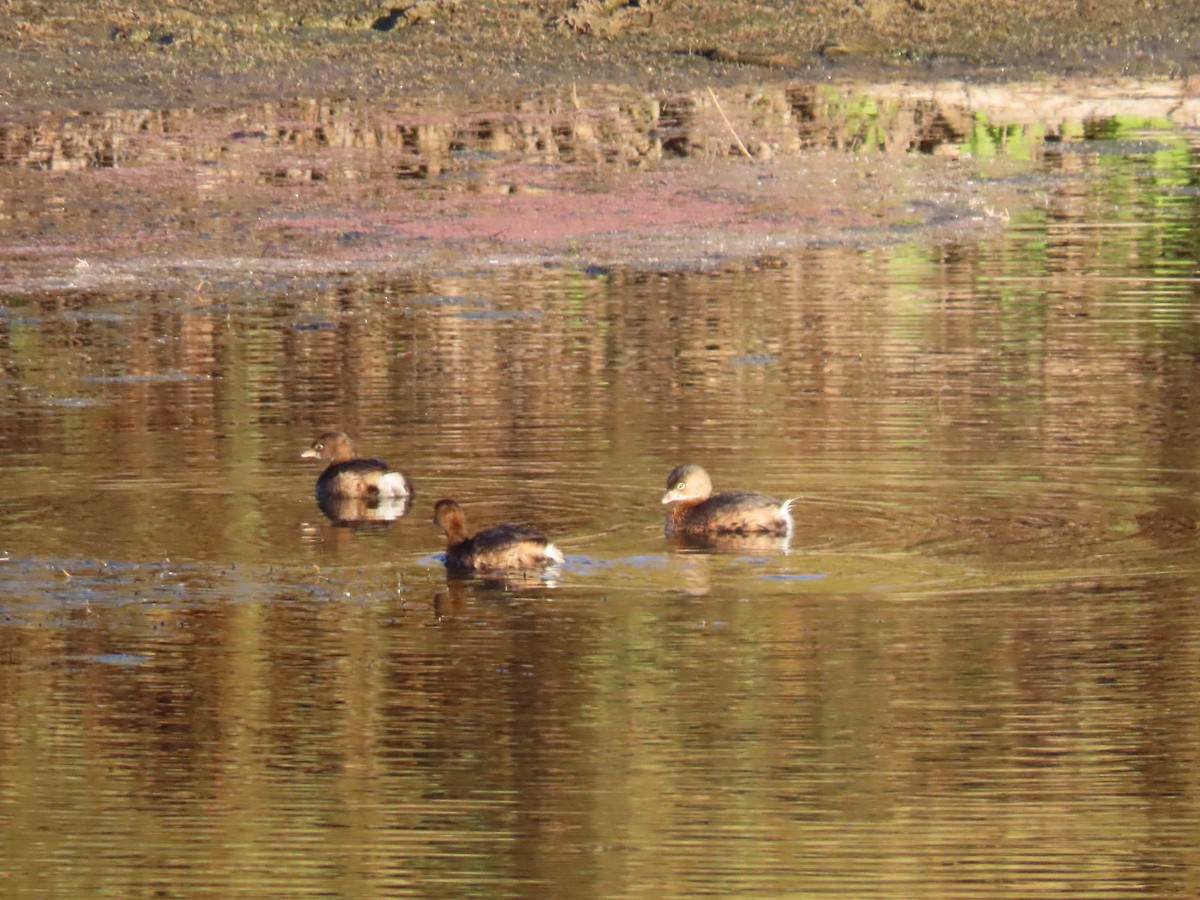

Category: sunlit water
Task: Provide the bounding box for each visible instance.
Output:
[2,83,1200,897]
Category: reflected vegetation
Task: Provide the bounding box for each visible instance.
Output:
[2,79,1196,172]
[2,81,1200,896]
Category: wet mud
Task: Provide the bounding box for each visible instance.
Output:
[3,1,1199,286]
[2,0,1199,110]
[3,78,1197,292]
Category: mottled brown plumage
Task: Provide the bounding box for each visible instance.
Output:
[301,431,411,500]
[433,498,564,574]
[661,463,793,538]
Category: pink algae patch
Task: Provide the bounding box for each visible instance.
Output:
[382,188,747,244]
[251,157,873,265]
[0,132,995,287]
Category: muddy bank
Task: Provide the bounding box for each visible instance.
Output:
[1,0,1199,110]
[1,4,1197,286]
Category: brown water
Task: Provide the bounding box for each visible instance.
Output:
[2,82,1200,897]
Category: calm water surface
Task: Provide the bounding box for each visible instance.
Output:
[2,83,1200,897]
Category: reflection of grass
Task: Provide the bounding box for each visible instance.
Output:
[814,88,905,152]
[963,117,1044,160]
[960,113,1192,168]
[1082,114,1176,140]
[883,113,1198,366]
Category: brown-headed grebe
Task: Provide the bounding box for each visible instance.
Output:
[432,498,564,573]
[301,431,411,500]
[661,463,793,538]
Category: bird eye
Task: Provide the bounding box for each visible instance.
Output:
[676,482,685,490]
[315,443,323,450]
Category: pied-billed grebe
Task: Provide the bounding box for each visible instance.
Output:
[301,431,411,500]
[432,498,564,573]
[661,463,793,538]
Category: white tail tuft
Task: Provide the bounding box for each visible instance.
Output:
[780,498,796,538]
[377,472,410,497]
